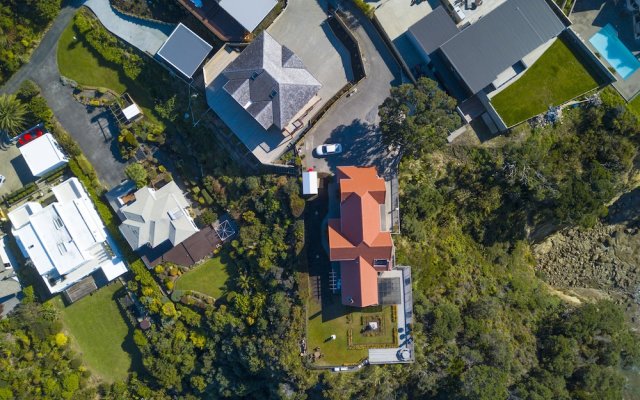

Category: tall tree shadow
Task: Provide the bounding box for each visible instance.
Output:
[325,119,399,179]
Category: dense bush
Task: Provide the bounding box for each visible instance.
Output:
[0,0,61,84]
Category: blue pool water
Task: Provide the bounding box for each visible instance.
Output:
[589,24,640,80]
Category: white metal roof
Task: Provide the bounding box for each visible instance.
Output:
[302,170,318,195]
[9,178,128,294]
[218,0,277,32]
[122,103,142,121]
[19,133,68,177]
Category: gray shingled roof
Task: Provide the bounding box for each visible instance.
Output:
[157,23,213,78]
[222,31,322,130]
[408,6,459,56]
[439,0,566,94]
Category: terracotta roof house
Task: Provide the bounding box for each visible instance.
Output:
[328,167,394,307]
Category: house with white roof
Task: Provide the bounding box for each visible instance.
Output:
[9,178,127,296]
[19,132,68,177]
[118,181,198,251]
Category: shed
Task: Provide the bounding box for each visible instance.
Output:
[19,133,68,177]
[157,23,213,78]
[122,103,142,122]
[302,170,318,195]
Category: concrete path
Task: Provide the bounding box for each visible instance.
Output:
[1,0,127,188]
[84,0,174,55]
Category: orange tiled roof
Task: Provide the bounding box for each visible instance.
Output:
[328,166,393,307]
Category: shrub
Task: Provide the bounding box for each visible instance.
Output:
[17,80,40,101]
[125,163,148,188]
[201,189,214,205]
[198,209,218,226]
[289,193,305,218]
[352,0,374,17]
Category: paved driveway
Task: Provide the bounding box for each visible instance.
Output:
[268,0,351,105]
[1,0,127,189]
[84,0,174,55]
[0,144,36,197]
[301,4,404,178]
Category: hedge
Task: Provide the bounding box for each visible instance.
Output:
[4,182,38,205]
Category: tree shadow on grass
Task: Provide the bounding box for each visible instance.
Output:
[110,284,145,379]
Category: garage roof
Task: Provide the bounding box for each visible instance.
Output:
[157,23,213,78]
[408,6,459,56]
[218,0,278,32]
[302,170,318,195]
[19,133,68,177]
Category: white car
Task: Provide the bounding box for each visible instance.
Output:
[315,143,342,156]
[0,175,5,188]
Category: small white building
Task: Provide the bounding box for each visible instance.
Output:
[302,170,318,195]
[19,133,68,177]
[9,178,127,294]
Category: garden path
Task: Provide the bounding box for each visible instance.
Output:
[84,0,175,55]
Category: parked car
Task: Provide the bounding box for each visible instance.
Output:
[315,143,342,156]
[0,175,5,188]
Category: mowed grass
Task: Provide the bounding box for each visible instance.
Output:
[175,257,229,299]
[491,38,599,126]
[50,282,136,382]
[57,19,126,93]
[307,295,396,366]
[56,11,161,125]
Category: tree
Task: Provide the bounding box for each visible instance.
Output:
[378,77,460,157]
[460,365,509,400]
[430,301,462,342]
[125,163,148,188]
[0,94,27,136]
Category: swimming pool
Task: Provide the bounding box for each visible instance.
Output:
[589,24,640,80]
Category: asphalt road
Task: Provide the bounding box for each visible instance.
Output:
[301,2,405,178]
[1,0,128,188]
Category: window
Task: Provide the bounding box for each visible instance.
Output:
[373,259,389,267]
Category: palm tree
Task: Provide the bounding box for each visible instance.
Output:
[237,273,251,293]
[0,94,27,138]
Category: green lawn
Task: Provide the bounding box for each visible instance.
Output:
[491,38,600,126]
[56,11,161,125]
[307,295,396,366]
[175,257,229,299]
[57,19,126,93]
[50,282,136,383]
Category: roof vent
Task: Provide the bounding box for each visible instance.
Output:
[269,89,278,99]
[250,71,259,80]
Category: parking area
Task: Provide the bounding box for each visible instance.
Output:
[268,0,351,106]
[0,144,37,197]
[300,3,403,179]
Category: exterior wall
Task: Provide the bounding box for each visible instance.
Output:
[406,30,431,65]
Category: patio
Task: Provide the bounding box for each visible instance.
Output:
[571,0,640,100]
[0,143,37,198]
